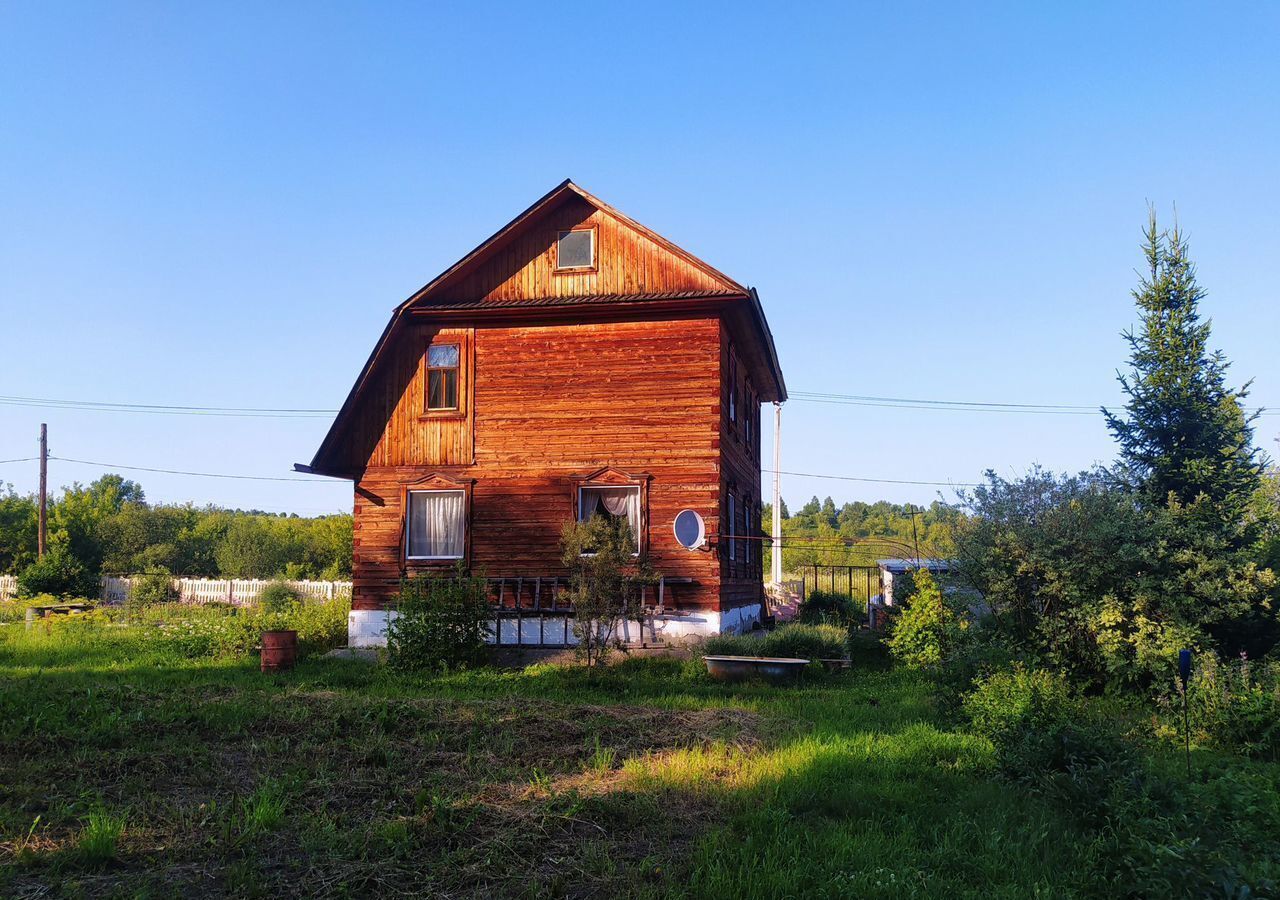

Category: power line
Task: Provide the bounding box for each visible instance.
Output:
[49,456,327,483]
[791,390,1277,417]
[0,395,335,418]
[763,468,979,487]
[0,457,38,465]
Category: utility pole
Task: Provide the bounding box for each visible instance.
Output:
[37,423,48,558]
[771,402,782,586]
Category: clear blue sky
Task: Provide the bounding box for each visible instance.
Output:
[2,2,1278,515]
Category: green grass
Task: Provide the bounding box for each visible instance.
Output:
[0,619,1275,898]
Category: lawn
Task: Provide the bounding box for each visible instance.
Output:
[0,620,1261,898]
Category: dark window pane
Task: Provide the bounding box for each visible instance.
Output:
[557,230,593,269]
[428,370,458,410]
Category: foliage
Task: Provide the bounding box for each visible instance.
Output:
[1168,654,1280,760]
[256,578,302,613]
[153,597,350,659]
[0,474,355,581]
[560,516,654,666]
[795,589,857,628]
[954,466,1276,689]
[1103,212,1263,524]
[75,809,126,866]
[963,667,1076,748]
[129,568,179,611]
[16,547,99,599]
[386,566,491,672]
[763,497,965,573]
[703,623,848,661]
[0,483,38,574]
[885,569,963,669]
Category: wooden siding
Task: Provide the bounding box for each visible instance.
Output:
[431,195,732,304]
[351,316,724,612]
[720,320,765,611]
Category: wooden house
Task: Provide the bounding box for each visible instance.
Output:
[301,180,786,646]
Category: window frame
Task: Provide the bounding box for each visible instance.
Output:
[728,352,738,424]
[398,474,473,569]
[420,332,471,422]
[425,342,461,412]
[569,467,651,557]
[576,484,643,557]
[554,226,597,273]
[404,489,467,561]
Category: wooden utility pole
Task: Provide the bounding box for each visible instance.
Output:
[37,423,48,558]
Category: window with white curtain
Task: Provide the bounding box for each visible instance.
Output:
[406,490,466,559]
[578,485,641,553]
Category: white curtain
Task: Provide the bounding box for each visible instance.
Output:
[407,491,464,558]
[581,486,641,548]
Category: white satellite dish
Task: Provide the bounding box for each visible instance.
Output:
[673,509,706,550]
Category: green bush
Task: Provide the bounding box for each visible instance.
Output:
[963,667,1075,743]
[885,570,962,669]
[796,590,857,628]
[153,597,350,659]
[703,623,847,661]
[387,566,491,672]
[1178,655,1280,760]
[128,569,178,613]
[16,547,99,600]
[257,579,302,612]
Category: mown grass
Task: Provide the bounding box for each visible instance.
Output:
[0,620,1271,898]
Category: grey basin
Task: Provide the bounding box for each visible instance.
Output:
[703,655,809,683]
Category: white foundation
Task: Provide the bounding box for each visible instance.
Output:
[346,603,763,649]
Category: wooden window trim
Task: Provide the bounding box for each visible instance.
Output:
[554,225,598,274]
[397,474,474,570]
[569,467,651,556]
[728,351,738,425]
[420,332,471,422]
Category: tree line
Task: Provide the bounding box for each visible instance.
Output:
[0,475,352,581]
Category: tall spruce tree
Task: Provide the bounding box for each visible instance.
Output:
[1103,212,1262,530]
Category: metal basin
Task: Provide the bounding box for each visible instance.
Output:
[703,655,809,684]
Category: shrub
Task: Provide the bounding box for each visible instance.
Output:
[885,569,960,669]
[761,623,847,660]
[1178,654,1280,760]
[387,566,490,672]
[702,623,847,661]
[963,667,1074,743]
[257,579,302,613]
[16,547,98,600]
[560,516,654,666]
[154,596,350,659]
[128,569,178,612]
[796,590,858,628]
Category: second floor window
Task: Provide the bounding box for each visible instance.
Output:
[427,343,460,411]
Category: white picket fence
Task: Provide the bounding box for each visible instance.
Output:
[0,574,351,606]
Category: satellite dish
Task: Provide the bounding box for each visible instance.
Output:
[673,509,706,550]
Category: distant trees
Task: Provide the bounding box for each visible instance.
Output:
[0,474,353,583]
[763,496,963,573]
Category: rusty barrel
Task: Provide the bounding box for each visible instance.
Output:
[261,630,298,672]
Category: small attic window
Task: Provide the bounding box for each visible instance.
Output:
[556,228,595,271]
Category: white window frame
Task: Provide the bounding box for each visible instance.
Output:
[577,484,642,556]
[405,489,466,561]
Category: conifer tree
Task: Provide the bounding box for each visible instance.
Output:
[1103,212,1262,533]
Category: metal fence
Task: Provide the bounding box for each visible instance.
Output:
[798,565,883,617]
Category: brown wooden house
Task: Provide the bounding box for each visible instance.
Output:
[301,180,786,646]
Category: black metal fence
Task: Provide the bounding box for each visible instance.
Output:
[799,565,883,617]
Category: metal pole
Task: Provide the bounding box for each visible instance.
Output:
[37,424,48,558]
[771,402,782,587]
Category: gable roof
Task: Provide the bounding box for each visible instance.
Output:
[303,180,786,476]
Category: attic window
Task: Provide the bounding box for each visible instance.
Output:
[427,343,460,411]
[556,229,595,271]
